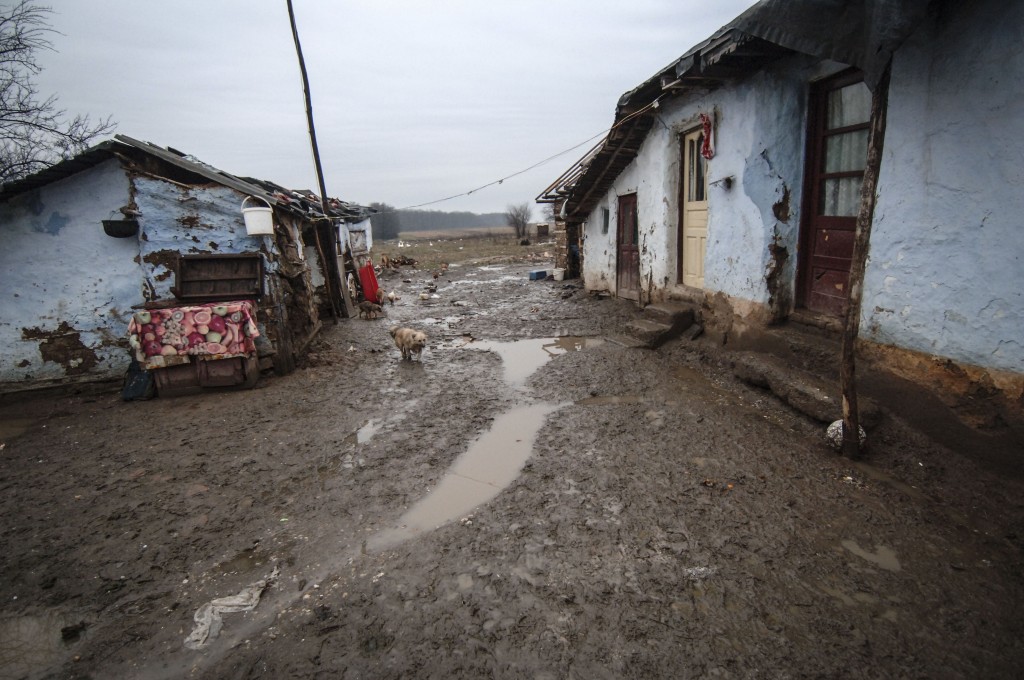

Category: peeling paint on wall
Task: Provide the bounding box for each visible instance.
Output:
[765,230,791,323]
[21,322,100,375]
[772,186,791,223]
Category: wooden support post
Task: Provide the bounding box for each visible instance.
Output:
[287,0,344,321]
[840,63,891,457]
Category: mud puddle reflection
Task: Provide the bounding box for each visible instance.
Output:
[369,337,603,547]
[370,401,565,550]
[471,336,603,388]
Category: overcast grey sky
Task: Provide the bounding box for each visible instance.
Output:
[36,1,754,214]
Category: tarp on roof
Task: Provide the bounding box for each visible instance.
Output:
[730,0,932,90]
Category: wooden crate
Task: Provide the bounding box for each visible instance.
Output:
[172,253,263,302]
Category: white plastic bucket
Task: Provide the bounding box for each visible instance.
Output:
[241,196,274,236]
[553,268,566,281]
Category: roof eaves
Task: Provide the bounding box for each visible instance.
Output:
[0,140,120,203]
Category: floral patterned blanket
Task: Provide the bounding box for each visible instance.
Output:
[128,301,260,370]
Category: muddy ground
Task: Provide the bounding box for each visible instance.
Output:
[1,260,1023,679]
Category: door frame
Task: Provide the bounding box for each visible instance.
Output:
[616,192,640,301]
[677,125,709,288]
[796,67,869,315]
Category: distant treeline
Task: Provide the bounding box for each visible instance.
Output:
[401,209,507,231]
[369,203,507,240]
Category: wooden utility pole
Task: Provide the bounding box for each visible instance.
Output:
[840,63,892,457]
[286,0,354,320]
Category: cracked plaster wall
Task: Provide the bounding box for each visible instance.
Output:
[865,0,1024,374]
[134,177,277,302]
[582,55,816,314]
[0,166,286,388]
[0,159,140,384]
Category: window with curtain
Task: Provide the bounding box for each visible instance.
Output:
[820,81,871,217]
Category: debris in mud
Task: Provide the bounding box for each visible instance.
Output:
[184,565,280,650]
[826,420,867,451]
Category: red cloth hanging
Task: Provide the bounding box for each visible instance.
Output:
[358,262,379,303]
[700,112,715,160]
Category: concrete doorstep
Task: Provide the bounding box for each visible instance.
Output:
[731,350,882,428]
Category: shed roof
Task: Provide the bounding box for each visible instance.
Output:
[0,134,371,222]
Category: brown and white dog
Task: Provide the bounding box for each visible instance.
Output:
[389,326,427,360]
[358,301,383,319]
[375,288,387,306]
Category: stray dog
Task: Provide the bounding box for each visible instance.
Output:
[358,301,383,319]
[375,288,387,306]
[387,291,397,306]
[389,326,427,360]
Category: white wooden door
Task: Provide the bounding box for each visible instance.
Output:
[679,128,708,288]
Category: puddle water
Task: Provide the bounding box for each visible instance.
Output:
[341,419,381,449]
[356,419,380,444]
[841,539,902,572]
[0,417,36,440]
[421,316,463,327]
[0,611,82,679]
[451,275,521,286]
[370,401,565,550]
[471,337,603,388]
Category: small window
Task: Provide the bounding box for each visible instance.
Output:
[601,207,610,235]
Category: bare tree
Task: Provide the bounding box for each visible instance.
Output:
[542,202,556,223]
[505,201,531,241]
[1,0,115,183]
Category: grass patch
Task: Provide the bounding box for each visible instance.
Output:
[376,230,554,272]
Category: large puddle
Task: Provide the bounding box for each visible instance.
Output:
[369,336,602,547]
[470,337,603,388]
[370,401,565,550]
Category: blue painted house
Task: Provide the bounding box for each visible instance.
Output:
[0,135,370,390]
[540,0,1023,418]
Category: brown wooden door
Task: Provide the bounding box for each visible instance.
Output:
[616,193,640,300]
[798,70,872,316]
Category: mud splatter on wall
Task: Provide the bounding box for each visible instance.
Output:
[0,158,140,384]
[21,322,100,376]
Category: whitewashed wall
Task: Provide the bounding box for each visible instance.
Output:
[865,0,1024,374]
[0,160,141,384]
[0,165,283,387]
[582,54,821,314]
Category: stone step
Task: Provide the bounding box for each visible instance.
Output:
[644,302,695,325]
[731,350,882,428]
[623,303,697,348]
[624,319,675,348]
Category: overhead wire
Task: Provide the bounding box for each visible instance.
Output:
[374,95,666,214]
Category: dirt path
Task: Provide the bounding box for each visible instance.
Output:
[1,261,1022,679]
